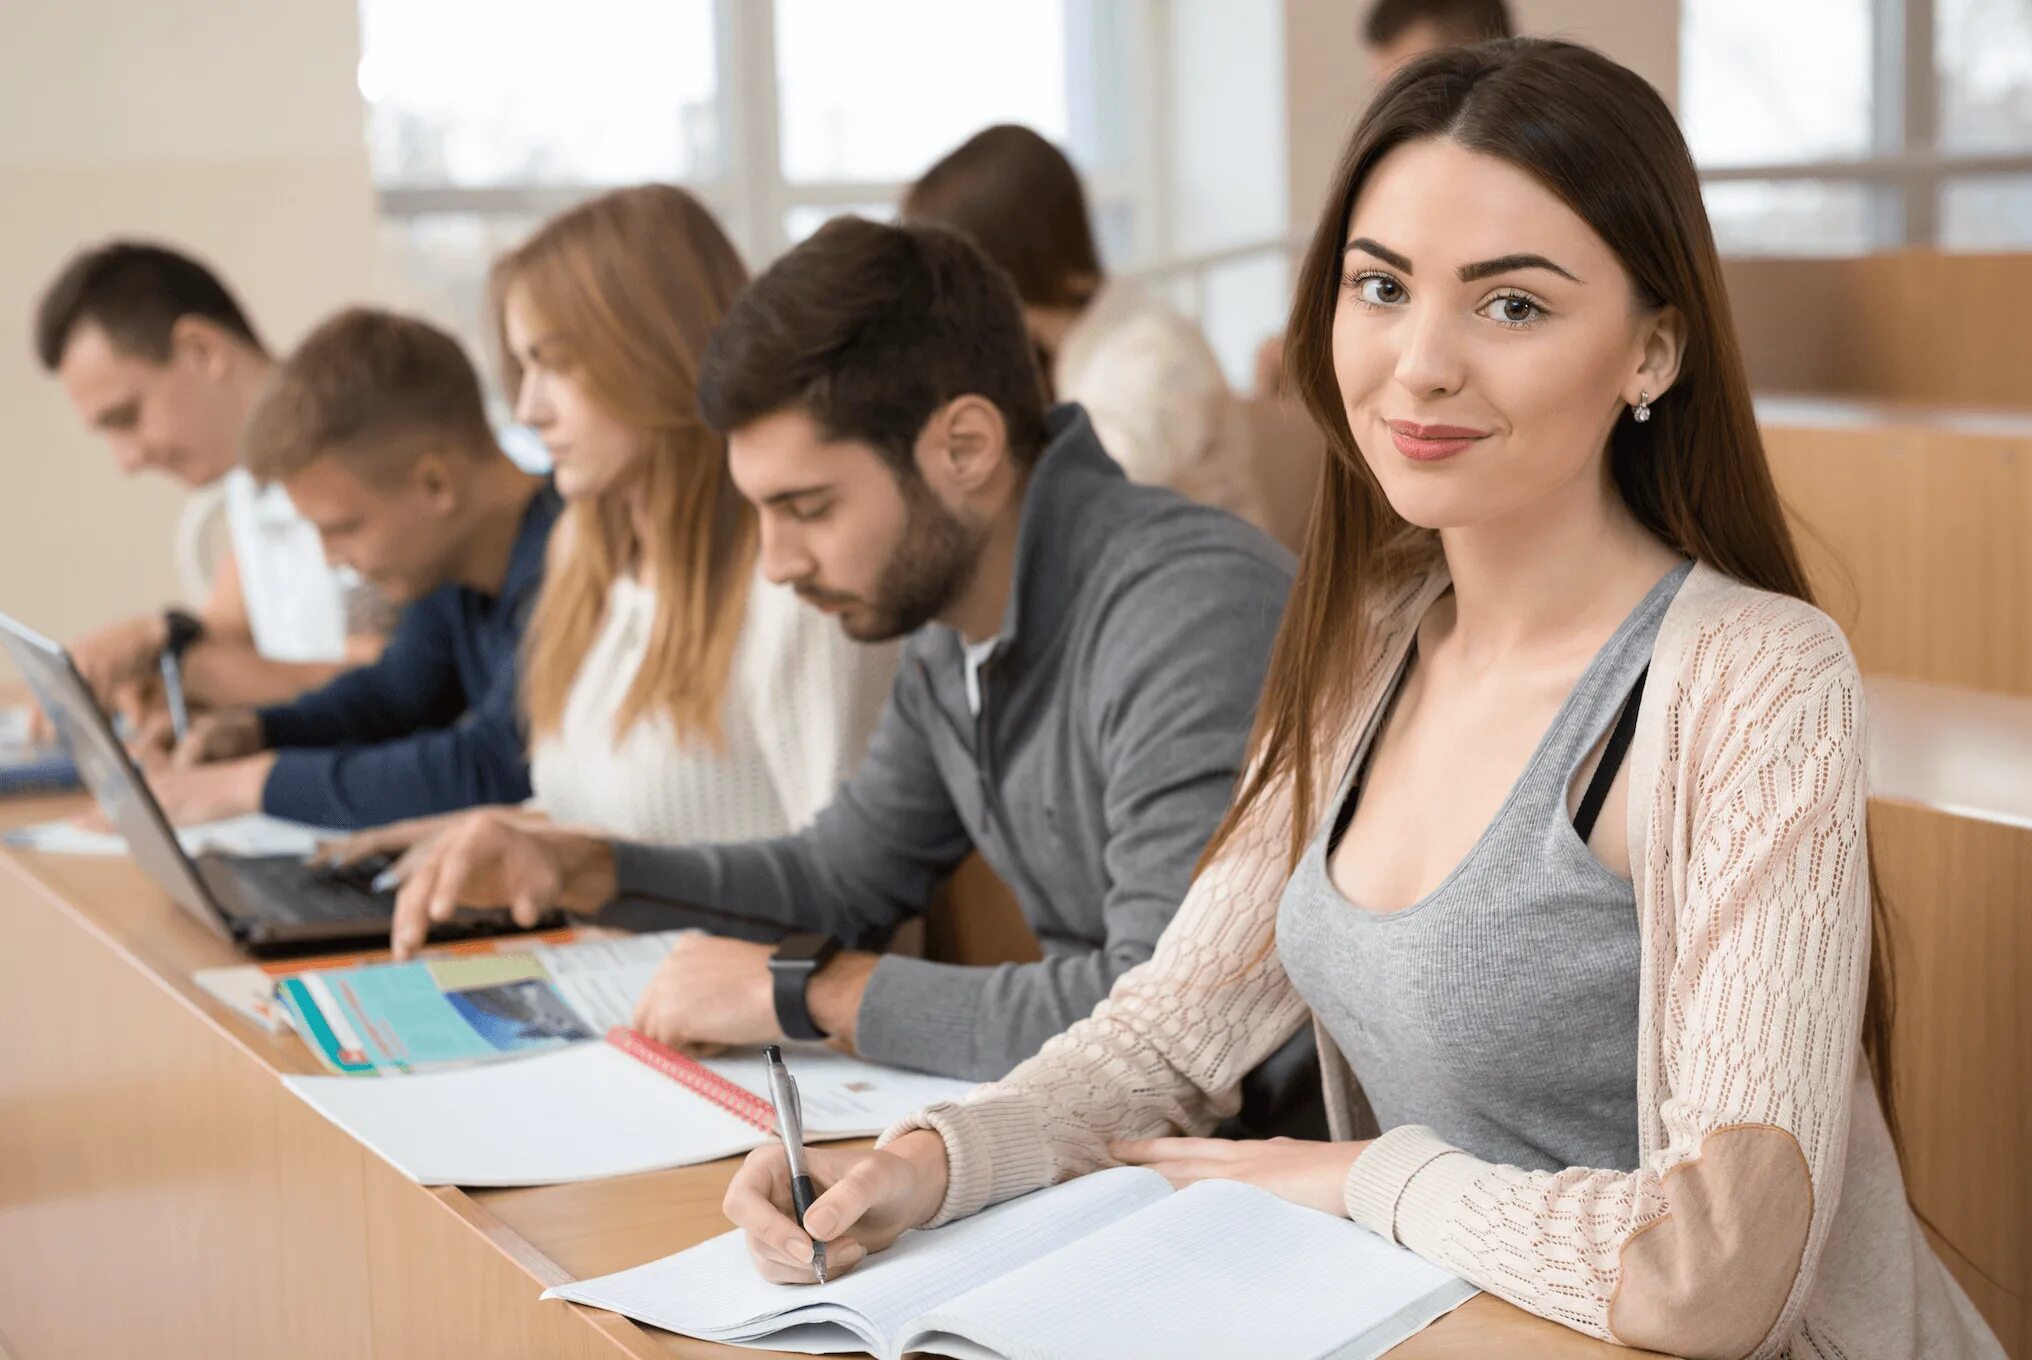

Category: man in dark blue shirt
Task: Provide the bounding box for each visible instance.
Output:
[138,307,559,829]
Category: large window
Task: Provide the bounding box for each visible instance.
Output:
[360,0,1154,374]
[1682,0,2032,255]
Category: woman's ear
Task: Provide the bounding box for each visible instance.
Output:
[1628,305,1687,407]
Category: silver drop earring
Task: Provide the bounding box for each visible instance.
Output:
[1633,390,1652,423]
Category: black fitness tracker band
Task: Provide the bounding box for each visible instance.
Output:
[769,933,842,1042]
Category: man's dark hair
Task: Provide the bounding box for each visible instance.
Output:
[1364,0,1513,46]
[697,216,1051,475]
[33,240,265,372]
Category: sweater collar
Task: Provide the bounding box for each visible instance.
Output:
[959,403,1124,662]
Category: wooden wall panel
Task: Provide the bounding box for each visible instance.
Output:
[1763,408,2032,696]
[1868,804,2031,1358]
[1726,252,2032,408]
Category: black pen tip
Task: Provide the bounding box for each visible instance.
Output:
[762,1044,783,1063]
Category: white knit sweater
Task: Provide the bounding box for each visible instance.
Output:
[1054,280,1266,529]
[891,562,2001,1360]
[530,575,896,845]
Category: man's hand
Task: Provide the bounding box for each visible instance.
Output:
[129,706,262,768]
[171,710,266,767]
[68,613,167,710]
[387,810,617,958]
[632,935,781,1050]
[632,938,880,1053]
[1107,1136,1372,1218]
[144,752,276,826]
[311,807,533,870]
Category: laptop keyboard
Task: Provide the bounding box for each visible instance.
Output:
[218,854,395,925]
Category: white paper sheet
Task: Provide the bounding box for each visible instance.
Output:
[2,811,332,857]
[907,1178,1477,1360]
[282,1040,974,1187]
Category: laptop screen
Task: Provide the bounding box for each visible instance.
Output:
[0,611,233,940]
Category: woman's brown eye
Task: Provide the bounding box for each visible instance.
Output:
[1354,274,1405,306]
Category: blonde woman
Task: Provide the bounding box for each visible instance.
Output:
[325,186,896,921]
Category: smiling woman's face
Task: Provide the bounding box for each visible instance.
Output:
[1332,137,1667,535]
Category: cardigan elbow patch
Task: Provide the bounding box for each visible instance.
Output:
[1607,1124,1814,1360]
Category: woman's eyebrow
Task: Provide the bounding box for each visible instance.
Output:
[1342,237,1413,273]
[1458,252,1582,283]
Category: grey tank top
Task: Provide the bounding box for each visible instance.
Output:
[1278,561,1691,1173]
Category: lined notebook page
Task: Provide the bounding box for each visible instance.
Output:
[906,1178,1477,1360]
[543,1167,1173,1357]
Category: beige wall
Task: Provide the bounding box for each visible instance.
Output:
[0,0,378,641]
[1283,0,1682,236]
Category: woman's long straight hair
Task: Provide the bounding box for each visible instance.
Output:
[494,185,756,746]
[1202,39,1898,1127]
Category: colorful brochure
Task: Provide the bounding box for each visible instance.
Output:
[272,931,689,1075]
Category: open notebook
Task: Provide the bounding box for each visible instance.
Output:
[544,1166,1477,1360]
[282,1027,973,1186]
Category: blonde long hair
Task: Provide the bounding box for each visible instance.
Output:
[494,185,756,744]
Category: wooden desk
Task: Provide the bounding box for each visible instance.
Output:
[0,792,1651,1360]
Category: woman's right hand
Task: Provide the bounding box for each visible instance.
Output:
[723,1129,952,1284]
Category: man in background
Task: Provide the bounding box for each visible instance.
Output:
[33,242,386,721]
[145,307,559,830]
[1363,0,1513,79]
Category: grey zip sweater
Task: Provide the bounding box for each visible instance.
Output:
[600,405,1294,1081]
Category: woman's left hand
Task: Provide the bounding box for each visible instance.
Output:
[1108,1136,1371,1218]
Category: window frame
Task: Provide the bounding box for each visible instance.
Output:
[1691,0,2032,251]
[367,0,1168,270]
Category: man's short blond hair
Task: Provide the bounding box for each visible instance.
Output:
[242,307,495,485]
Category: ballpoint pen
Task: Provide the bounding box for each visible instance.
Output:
[158,608,204,748]
[158,646,191,747]
[762,1044,829,1284]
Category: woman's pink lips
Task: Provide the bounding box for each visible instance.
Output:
[1388,421,1488,462]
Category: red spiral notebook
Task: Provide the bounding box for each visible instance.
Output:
[603,1026,778,1135]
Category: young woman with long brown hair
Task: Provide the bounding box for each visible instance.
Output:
[721,42,2001,1358]
[904,125,1265,529]
[324,187,896,937]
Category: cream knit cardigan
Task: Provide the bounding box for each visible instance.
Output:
[890,562,2001,1360]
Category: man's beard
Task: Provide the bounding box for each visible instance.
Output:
[801,481,981,643]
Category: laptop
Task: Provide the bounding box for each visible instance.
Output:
[0,609,546,957]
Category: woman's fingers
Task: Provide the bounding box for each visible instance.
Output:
[801,1155,897,1242]
[724,1148,815,1266]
